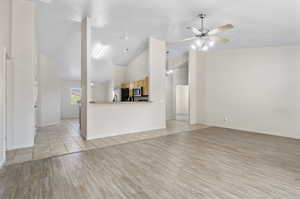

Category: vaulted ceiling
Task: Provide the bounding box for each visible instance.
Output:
[34,0,300,81]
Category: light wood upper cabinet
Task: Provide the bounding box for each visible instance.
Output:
[133,81,137,88]
[121,83,130,89]
[136,80,144,88]
[129,82,135,96]
[120,76,149,96]
[143,76,149,96]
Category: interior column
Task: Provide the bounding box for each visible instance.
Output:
[80,17,91,139]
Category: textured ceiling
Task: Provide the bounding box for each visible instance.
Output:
[34,0,300,81]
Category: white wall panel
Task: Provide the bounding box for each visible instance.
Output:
[196,46,300,139]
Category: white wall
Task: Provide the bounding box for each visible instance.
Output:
[80,17,91,138]
[173,67,188,120]
[189,50,205,124]
[0,0,11,165]
[10,0,36,149]
[6,59,14,150]
[0,47,6,166]
[126,50,149,82]
[166,53,189,121]
[61,80,80,119]
[38,54,61,126]
[176,85,189,121]
[92,81,112,102]
[165,75,174,120]
[195,46,300,139]
[0,0,13,152]
[166,65,188,121]
[86,38,166,139]
[113,65,126,88]
[0,0,11,54]
[148,38,166,104]
[168,52,188,69]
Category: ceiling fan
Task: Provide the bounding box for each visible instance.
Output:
[172,13,234,51]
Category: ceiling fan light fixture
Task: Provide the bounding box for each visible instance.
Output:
[202,45,209,51]
[208,40,215,47]
[195,39,203,47]
[166,70,174,75]
[170,13,233,50]
[190,44,197,50]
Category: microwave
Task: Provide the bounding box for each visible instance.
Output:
[133,87,143,96]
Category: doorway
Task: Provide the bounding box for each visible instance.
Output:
[165,52,189,123]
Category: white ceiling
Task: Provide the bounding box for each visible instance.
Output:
[34,0,300,81]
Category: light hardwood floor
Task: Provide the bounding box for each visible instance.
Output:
[5,120,207,165]
[1,127,300,198]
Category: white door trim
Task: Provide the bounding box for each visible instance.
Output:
[0,47,7,167]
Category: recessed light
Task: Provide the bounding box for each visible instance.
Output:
[120,33,129,40]
[92,43,109,59]
[166,70,174,75]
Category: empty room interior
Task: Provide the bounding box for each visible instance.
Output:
[0,0,300,198]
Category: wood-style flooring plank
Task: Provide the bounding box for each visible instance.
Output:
[1,127,300,199]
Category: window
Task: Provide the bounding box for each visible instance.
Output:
[70,88,81,105]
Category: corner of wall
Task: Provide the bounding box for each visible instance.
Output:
[0,158,5,169]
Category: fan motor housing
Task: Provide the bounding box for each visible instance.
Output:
[198,13,207,19]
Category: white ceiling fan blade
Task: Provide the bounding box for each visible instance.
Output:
[209,35,230,43]
[168,37,197,44]
[191,27,201,35]
[208,24,234,35]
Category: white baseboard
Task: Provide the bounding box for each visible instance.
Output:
[202,122,300,140]
[0,152,5,169]
[86,125,166,141]
[0,159,4,169]
[7,141,34,150]
[176,114,188,121]
[62,117,79,120]
[38,121,60,128]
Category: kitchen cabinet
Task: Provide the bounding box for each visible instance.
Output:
[136,80,144,88]
[121,83,130,89]
[129,82,135,96]
[143,76,149,96]
[120,76,149,96]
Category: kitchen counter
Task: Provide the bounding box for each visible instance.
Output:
[89,101,152,104]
